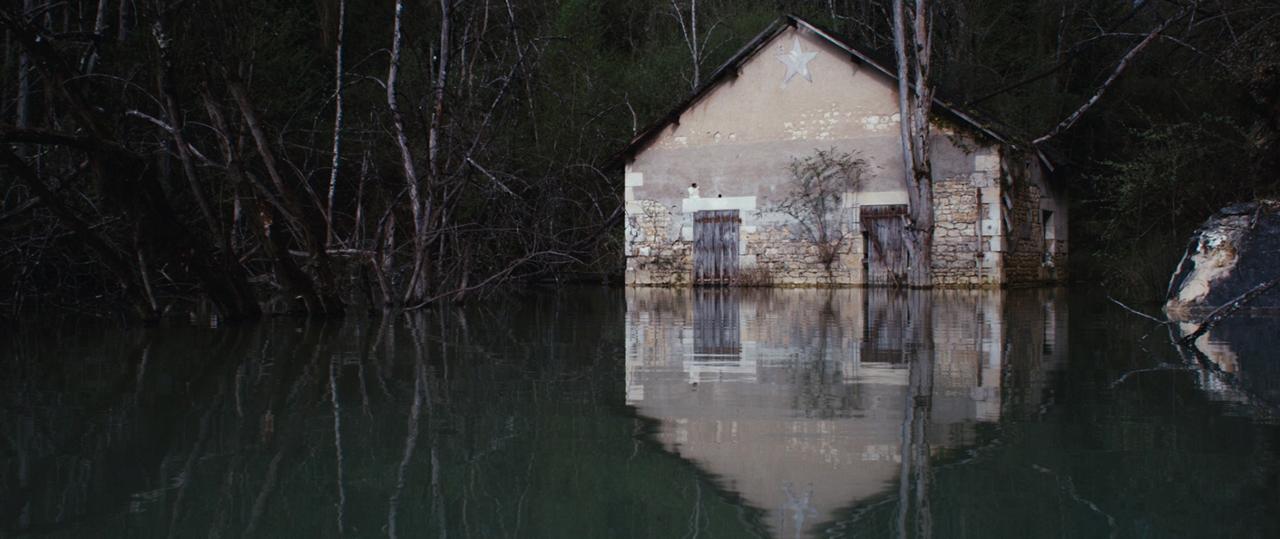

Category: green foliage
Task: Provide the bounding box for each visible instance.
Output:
[924,0,1280,297]
[1081,117,1258,295]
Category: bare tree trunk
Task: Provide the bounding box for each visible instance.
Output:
[388,0,424,305]
[228,78,345,315]
[84,0,108,73]
[228,81,309,237]
[377,211,396,310]
[202,90,325,315]
[16,0,32,130]
[354,149,367,247]
[325,0,346,246]
[116,0,128,42]
[690,0,699,87]
[671,0,711,90]
[892,0,935,287]
[422,0,453,299]
[428,0,452,184]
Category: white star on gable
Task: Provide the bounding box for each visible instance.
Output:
[777,37,817,84]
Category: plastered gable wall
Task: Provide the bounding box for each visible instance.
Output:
[624,26,1033,286]
[627,27,908,207]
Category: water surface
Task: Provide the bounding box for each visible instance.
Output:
[2,288,1277,538]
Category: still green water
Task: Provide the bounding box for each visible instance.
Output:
[2,288,1277,538]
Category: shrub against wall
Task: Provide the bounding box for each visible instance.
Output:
[768,149,869,273]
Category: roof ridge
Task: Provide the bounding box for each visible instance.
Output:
[609,15,1051,171]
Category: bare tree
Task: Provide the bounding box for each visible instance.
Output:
[326,0,347,246]
[420,0,453,302]
[0,0,633,318]
[117,0,129,42]
[15,0,32,130]
[1034,3,1195,145]
[84,0,109,73]
[387,0,423,307]
[892,0,935,287]
[670,0,719,90]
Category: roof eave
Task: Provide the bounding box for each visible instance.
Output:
[605,18,790,170]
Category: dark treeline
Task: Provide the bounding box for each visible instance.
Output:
[1,0,1277,319]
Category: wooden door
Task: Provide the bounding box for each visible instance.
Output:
[693,210,740,286]
[860,204,908,287]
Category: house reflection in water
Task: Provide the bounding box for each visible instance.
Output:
[624,288,1068,538]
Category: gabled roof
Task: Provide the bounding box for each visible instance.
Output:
[612,15,1052,171]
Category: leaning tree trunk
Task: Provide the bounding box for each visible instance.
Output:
[201,90,329,316]
[227,79,343,314]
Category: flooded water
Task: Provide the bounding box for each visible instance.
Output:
[2,288,1277,538]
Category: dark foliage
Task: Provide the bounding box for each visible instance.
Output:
[1,0,1277,318]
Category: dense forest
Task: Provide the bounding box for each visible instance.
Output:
[0,0,1277,320]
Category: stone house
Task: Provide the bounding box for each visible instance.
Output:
[617,16,1067,287]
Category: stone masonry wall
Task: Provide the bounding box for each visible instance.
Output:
[625,200,691,286]
[1003,183,1047,284]
[743,224,860,286]
[928,145,1005,287]
[626,202,864,286]
[627,156,1064,288]
[624,149,1064,288]
[930,178,983,286]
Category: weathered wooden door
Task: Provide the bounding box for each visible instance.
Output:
[860,204,908,286]
[693,210,740,286]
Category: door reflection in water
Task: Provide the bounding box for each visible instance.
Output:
[625,288,1068,538]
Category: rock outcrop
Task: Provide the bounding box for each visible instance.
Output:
[1165,200,1280,319]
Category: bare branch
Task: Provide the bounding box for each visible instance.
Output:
[1034,5,1194,145]
[1178,275,1280,345]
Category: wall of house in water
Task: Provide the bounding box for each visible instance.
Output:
[623,26,1068,286]
[624,288,1068,537]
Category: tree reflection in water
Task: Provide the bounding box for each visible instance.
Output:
[2,289,1278,538]
[625,288,1062,538]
